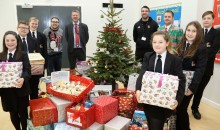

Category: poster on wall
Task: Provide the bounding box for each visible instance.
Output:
[213,0,220,29]
[150,3,182,27]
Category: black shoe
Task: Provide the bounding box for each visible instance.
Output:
[192,109,201,120]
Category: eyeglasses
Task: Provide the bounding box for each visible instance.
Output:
[51,21,59,23]
[18,27,29,30]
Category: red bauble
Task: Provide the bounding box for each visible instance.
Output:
[118,40,122,44]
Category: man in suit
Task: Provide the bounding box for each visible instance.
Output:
[43,17,63,76]
[133,6,158,62]
[191,11,220,120]
[65,10,89,74]
[17,21,41,99]
[158,10,183,50]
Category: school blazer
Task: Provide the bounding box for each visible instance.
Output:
[65,22,89,54]
[18,35,40,53]
[136,51,186,104]
[203,28,220,76]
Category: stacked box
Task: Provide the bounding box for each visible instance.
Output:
[54,122,80,130]
[87,122,104,130]
[93,96,118,124]
[29,98,58,126]
[27,119,54,130]
[104,116,131,130]
[49,96,72,122]
[0,62,22,88]
[140,71,179,109]
[28,53,45,75]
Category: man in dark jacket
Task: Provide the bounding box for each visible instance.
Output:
[133,6,158,62]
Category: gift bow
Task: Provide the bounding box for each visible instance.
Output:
[71,104,87,126]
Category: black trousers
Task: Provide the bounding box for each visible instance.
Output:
[176,94,193,130]
[68,48,86,69]
[135,48,153,62]
[191,74,212,110]
[147,116,166,130]
[29,75,42,99]
[9,96,29,130]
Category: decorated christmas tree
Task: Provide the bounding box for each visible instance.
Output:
[87,0,137,89]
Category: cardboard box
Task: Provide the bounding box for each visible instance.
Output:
[28,53,45,64]
[87,122,104,130]
[104,116,131,130]
[49,96,72,122]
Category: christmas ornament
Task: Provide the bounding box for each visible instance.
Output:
[97,48,100,51]
[105,65,107,68]
[118,40,122,44]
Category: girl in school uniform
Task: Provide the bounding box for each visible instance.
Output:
[0,31,31,130]
[175,21,207,130]
[136,31,186,130]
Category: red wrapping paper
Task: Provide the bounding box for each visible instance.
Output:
[93,96,118,124]
[29,98,58,127]
[66,105,95,129]
[129,126,148,130]
[112,89,138,118]
[47,75,94,103]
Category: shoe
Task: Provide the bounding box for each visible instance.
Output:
[192,109,201,120]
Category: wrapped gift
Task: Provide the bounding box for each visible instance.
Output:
[49,96,73,122]
[104,116,131,130]
[215,54,220,63]
[66,104,95,129]
[90,85,112,101]
[127,73,139,91]
[30,98,58,127]
[47,75,94,103]
[28,53,45,75]
[131,110,147,128]
[54,122,80,130]
[76,61,91,76]
[93,96,118,124]
[140,71,179,110]
[183,70,194,94]
[129,126,148,130]
[88,122,104,130]
[0,62,22,88]
[112,89,138,119]
[27,119,54,130]
[38,76,51,93]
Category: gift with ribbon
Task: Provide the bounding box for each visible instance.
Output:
[0,62,23,88]
[112,89,138,119]
[140,71,179,109]
[66,102,95,129]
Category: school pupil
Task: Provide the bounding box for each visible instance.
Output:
[136,31,185,130]
[175,21,208,130]
[0,31,31,130]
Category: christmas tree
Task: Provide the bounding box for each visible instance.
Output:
[87,0,137,88]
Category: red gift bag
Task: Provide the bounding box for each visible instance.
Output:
[112,89,138,118]
[66,104,95,129]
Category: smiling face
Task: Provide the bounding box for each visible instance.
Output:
[152,35,169,54]
[185,25,197,43]
[141,7,150,20]
[202,14,214,28]
[29,19,39,31]
[164,12,174,26]
[72,11,80,23]
[5,34,17,52]
[17,23,29,37]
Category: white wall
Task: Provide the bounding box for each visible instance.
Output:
[0,0,140,56]
[0,0,219,108]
